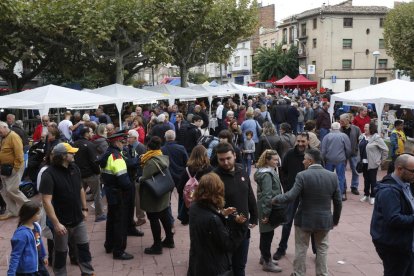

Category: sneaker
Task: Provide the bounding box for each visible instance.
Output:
[370,197,375,205]
[262,260,282,273]
[360,196,369,202]
[95,214,107,222]
[0,212,13,221]
[351,187,360,195]
[259,256,278,265]
[272,250,285,261]
[113,252,134,260]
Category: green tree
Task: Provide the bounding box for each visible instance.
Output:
[384,2,414,78]
[0,0,61,92]
[254,44,299,81]
[165,0,258,87]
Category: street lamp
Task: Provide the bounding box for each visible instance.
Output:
[295,38,308,78]
[372,50,380,85]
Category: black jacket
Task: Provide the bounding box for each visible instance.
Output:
[187,202,246,276]
[74,138,100,178]
[150,123,171,143]
[175,120,189,146]
[287,106,299,130]
[195,111,209,129]
[371,174,414,252]
[162,141,189,185]
[214,164,258,226]
[280,146,306,191]
[10,125,29,147]
[271,104,288,124]
[256,134,281,159]
[210,143,242,168]
[184,124,201,154]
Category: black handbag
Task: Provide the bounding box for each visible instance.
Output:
[142,161,175,197]
[356,161,364,173]
[268,204,288,226]
[0,164,13,177]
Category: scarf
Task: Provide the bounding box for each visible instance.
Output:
[140,149,162,167]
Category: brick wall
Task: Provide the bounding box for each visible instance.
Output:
[251,4,276,54]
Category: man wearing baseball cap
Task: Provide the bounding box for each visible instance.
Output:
[40,143,95,275]
[100,131,135,260]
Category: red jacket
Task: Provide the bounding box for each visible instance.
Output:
[32,124,43,142]
[352,115,371,133]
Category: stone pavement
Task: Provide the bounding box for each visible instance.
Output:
[0,169,385,276]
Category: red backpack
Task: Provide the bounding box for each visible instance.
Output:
[183,167,199,208]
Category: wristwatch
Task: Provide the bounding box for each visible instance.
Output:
[82,208,88,212]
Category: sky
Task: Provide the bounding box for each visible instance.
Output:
[259,0,410,21]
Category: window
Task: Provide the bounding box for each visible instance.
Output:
[343,39,352,49]
[312,38,317,48]
[234,56,240,67]
[342,59,352,69]
[301,23,307,36]
[243,56,248,67]
[312,60,316,65]
[282,28,287,44]
[242,43,246,48]
[313,18,317,29]
[343,18,353,27]
[378,59,388,69]
[289,27,295,43]
[379,18,385,28]
[345,80,351,91]
[263,40,267,47]
[379,39,385,49]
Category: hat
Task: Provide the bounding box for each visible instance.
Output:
[157,114,166,123]
[52,143,79,155]
[107,130,128,143]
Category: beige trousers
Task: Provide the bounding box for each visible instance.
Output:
[0,166,29,216]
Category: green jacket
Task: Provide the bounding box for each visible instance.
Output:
[139,155,170,213]
[254,168,282,233]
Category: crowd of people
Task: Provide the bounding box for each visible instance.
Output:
[0,89,413,276]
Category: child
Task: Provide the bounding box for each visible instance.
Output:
[242,130,255,176]
[8,201,49,276]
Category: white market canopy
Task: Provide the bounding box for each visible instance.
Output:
[0,85,115,115]
[90,83,170,111]
[221,82,267,94]
[329,79,414,130]
[145,84,211,102]
[191,84,239,98]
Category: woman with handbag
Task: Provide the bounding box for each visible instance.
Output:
[187,172,247,276]
[177,145,213,225]
[254,150,283,273]
[358,122,389,205]
[139,136,174,255]
[256,122,281,160]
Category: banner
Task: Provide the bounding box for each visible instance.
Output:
[299,66,306,75]
[307,65,316,75]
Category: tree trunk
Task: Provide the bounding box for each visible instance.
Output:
[115,42,124,84]
[180,65,188,87]
[6,76,25,94]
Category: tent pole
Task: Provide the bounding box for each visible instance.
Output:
[119,111,123,130]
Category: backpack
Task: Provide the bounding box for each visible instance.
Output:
[197,135,217,149]
[183,167,199,208]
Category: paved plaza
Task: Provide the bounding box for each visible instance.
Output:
[0,170,384,276]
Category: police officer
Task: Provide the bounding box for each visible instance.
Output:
[100,131,134,260]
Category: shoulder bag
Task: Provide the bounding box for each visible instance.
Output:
[267,172,288,226]
[142,160,175,197]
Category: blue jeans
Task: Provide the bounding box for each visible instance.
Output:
[325,162,346,194]
[297,122,304,134]
[274,123,281,135]
[319,128,330,142]
[346,156,359,189]
[232,233,250,276]
[242,158,252,177]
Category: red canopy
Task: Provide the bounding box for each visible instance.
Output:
[288,75,318,86]
[274,75,293,86]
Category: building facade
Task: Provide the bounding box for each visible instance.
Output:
[272,0,394,92]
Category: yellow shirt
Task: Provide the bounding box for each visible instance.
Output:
[0,130,24,169]
[392,129,406,155]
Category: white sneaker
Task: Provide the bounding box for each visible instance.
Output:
[360,196,369,202]
[370,198,375,205]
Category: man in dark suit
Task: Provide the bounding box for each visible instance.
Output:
[272,148,342,276]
